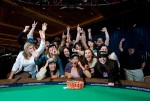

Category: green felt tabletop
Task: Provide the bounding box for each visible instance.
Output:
[0,85,150,101]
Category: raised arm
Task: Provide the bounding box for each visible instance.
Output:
[42,22,47,33]
[32,30,46,60]
[17,26,30,46]
[58,32,66,53]
[74,24,81,44]
[80,28,88,49]
[119,38,125,52]
[88,28,92,40]
[36,30,45,55]
[72,48,84,56]
[101,27,109,46]
[32,23,47,60]
[27,21,38,39]
[66,26,71,43]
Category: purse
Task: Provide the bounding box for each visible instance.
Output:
[36,66,47,80]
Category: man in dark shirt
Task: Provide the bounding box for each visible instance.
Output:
[119,38,145,82]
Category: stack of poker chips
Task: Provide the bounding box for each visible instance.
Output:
[66,80,84,89]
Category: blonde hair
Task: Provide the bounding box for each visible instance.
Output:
[23,43,32,59]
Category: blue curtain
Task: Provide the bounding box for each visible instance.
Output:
[93,25,150,61]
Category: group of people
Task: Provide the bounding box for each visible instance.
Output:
[7,21,145,86]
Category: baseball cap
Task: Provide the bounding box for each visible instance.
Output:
[97,51,108,58]
[26,38,37,44]
[71,52,79,59]
[49,43,55,48]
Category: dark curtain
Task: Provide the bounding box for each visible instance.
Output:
[108,25,150,61]
[97,25,150,76]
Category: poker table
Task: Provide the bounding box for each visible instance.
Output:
[0,78,150,101]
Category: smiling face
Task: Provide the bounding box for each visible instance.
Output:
[72,60,78,67]
[53,41,59,49]
[65,42,70,48]
[27,44,35,54]
[75,44,82,50]
[85,49,93,62]
[49,63,56,72]
[100,46,108,54]
[45,41,50,47]
[128,48,135,55]
[63,48,70,57]
[45,41,50,50]
[88,41,94,47]
[48,46,56,54]
[97,38,103,46]
[98,57,107,64]
[71,56,79,67]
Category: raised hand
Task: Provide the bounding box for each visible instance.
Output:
[52,49,58,55]
[77,24,81,32]
[39,30,45,40]
[78,61,82,67]
[121,38,125,42]
[62,32,66,39]
[67,26,70,31]
[32,21,38,28]
[101,27,107,32]
[42,22,47,31]
[88,28,91,33]
[72,48,77,52]
[80,28,85,34]
[24,26,30,32]
[85,64,89,69]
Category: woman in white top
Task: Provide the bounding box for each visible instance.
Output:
[8,24,46,79]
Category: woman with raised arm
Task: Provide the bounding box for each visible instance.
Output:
[17,21,38,50]
[8,26,46,79]
[27,21,38,39]
[71,26,87,56]
[34,43,65,78]
[84,28,98,56]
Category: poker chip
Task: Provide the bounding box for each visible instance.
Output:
[66,80,84,89]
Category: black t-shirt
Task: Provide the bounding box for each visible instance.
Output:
[121,50,144,70]
[93,59,119,83]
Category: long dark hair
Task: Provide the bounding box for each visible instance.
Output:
[96,57,117,74]
[46,63,58,76]
[71,56,83,76]
[87,39,97,50]
[62,47,72,57]
[83,48,97,65]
